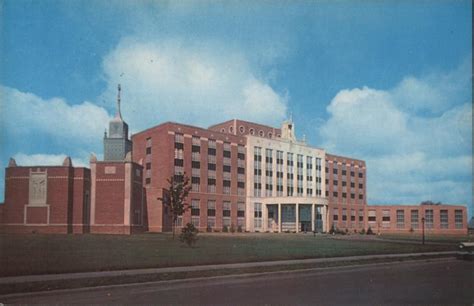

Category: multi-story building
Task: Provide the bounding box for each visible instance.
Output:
[0,86,468,235]
[325,154,367,232]
[131,118,333,233]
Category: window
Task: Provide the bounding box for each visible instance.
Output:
[425,209,434,229]
[359,183,363,189]
[333,180,338,186]
[455,210,463,228]
[342,209,347,221]
[239,126,245,134]
[207,201,216,217]
[359,194,364,200]
[254,203,262,229]
[396,210,405,229]
[382,210,390,222]
[249,128,255,135]
[191,200,200,216]
[192,161,200,168]
[259,130,264,137]
[350,209,355,221]
[208,163,216,171]
[333,168,338,175]
[333,191,338,197]
[333,209,339,221]
[368,210,376,222]
[358,209,364,222]
[440,210,448,229]
[208,148,216,155]
[145,178,151,185]
[146,147,152,154]
[223,201,231,217]
[358,172,364,178]
[237,202,245,218]
[411,210,419,229]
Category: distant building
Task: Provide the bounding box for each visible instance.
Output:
[0,85,468,235]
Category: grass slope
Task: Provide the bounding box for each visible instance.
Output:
[0,233,458,277]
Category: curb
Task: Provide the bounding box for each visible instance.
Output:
[0,251,457,285]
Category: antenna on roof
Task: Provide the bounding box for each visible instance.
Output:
[116,84,122,119]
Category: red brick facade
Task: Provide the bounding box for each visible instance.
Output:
[325,154,367,232]
[90,160,144,235]
[366,204,468,235]
[132,122,247,232]
[0,163,91,234]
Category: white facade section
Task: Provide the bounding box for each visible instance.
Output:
[245,133,328,232]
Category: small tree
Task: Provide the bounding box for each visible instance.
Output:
[179,223,199,247]
[366,226,374,235]
[158,175,192,239]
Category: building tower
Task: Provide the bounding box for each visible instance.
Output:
[104,84,132,161]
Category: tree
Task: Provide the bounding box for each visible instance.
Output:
[158,174,192,239]
[179,223,199,247]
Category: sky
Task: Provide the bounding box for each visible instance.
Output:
[0,0,472,217]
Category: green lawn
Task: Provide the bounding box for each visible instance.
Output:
[376,233,472,244]
[0,232,457,277]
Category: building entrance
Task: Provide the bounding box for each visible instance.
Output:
[300,221,311,232]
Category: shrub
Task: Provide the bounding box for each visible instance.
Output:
[237,225,243,233]
[179,223,199,247]
[223,225,229,233]
[359,228,366,235]
[329,225,336,235]
[206,225,212,233]
[366,226,374,235]
[230,224,236,233]
[409,227,414,233]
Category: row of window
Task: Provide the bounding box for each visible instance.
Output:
[327,191,364,200]
[329,180,364,189]
[367,209,464,229]
[176,200,246,227]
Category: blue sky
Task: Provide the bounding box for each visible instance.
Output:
[0,0,472,217]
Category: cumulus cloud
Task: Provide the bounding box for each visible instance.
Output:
[99,38,288,131]
[0,85,111,148]
[319,59,472,212]
[12,153,89,168]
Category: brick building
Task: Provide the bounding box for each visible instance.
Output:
[366,204,467,235]
[0,157,91,234]
[0,85,468,235]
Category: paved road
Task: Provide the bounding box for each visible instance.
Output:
[2,259,473,305]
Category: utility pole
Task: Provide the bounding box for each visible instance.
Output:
[421,217,425,245]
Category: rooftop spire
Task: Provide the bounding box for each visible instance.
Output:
[116,84,122,119]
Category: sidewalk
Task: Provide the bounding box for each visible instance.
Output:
[0,251,458,286]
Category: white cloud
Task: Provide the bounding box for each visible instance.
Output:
[1,85,111,146]
[99,38,288,131]
[319,59,472,212]
[12,153,89,168]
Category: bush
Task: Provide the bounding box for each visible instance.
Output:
[409,227,414,233]
[237,225,243,233]
[359,228,366,235]
[366,226,374,235]
[230,224,236,233]
[329,225,336,235]
[206,225,212,233]
[179,223,199,247]
[223,225,229,233]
